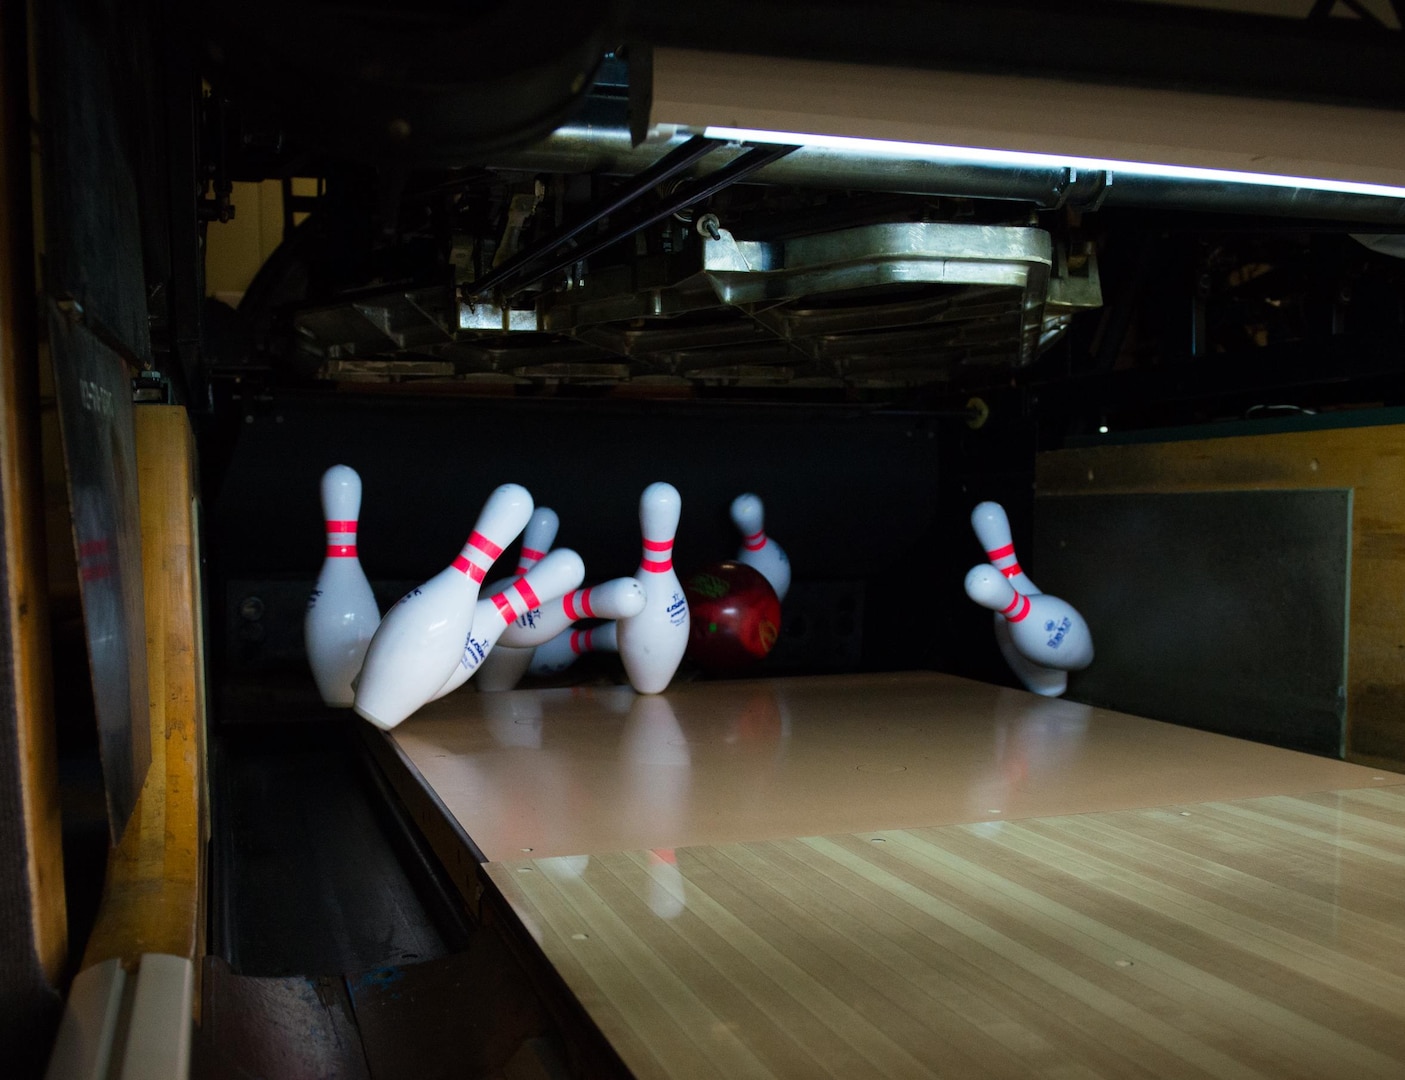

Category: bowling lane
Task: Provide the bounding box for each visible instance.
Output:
[486,787,1405,1080]
[389,673,1403,862]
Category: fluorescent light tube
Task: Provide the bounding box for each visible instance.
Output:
[703,125,1405,200]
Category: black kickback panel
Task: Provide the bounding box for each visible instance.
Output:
[212,720,469,977]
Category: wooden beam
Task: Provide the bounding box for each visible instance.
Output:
[0,0,65,989]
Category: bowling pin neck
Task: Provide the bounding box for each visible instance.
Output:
[451,530,503,584]
[516,507,559,575]
[640,537,674,573]
[984,542,1025,579]
[489,576,542,626]
[324,518,359,558]
[740,527,768,552]
[1000,587,1032,623]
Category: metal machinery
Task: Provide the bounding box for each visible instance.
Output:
[10,1,1405,1075]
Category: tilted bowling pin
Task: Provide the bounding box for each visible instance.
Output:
[353,483,533,730]
[730,493,790,602]
[511,506,559,578]
[474,507,561,691]
[529,622,620,676]
[499,578,647,648]
[970,501,1068,697]
[433,548,586,699]
[963,564,1094,671]
[305,465,380,706]
[481,578,647,691]
[618,482,690,694]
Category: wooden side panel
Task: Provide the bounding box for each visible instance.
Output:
[82,406,206,979]
[0,0,64,997]
[1036,427,1405,763]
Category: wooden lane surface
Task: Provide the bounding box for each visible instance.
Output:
[489,786,1405,1080]
[391,673,1399,862]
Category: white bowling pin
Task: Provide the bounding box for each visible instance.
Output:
[305,465,380,706]
[481,578,646,691]
[473,507,562,691]
[433,549,586,699]
[499,578,647,648]
[353,483,533,730]
[618,482,690,694]
[730,493,790,602]
[511,506,559,577]
[963,564,1094,672]
[529,622,619,676]
[970,501,1068,697]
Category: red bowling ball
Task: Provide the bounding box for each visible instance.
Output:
[684,561,782,673]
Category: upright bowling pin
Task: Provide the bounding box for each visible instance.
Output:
[618,482,689,694]
[474,507,561,691]
[433,549,586,698]
[963,565,1094,671]
[354,483,533,730]
[970,501,1068,697]
[730,493,790,602]
[305,465,380,706]
[529,622,620,676]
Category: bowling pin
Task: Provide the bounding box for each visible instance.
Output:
[353,483,534,730]
[970,501,1068,697]
[529,622,619,676]
[499,578,647,648]
[480,578,646,691]
[305,465,380,706]
[474,507,562,691]
[963,564,1094,671]
[730,493,790,602]
[618,482,690,694]
[432,549,586,699]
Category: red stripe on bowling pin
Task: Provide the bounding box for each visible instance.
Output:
[492,593,516,623]
[1002,591,1032,623]
[563,588,594,620]
[326,544,357,558]
[642,536,673,573]
[743,530,766,552]
[513,579,541,612]
[986,542,1025,581]
[570,628,593,655]
[326,520,358,533]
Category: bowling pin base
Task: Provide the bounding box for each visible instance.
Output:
[354,702,403,731]
[994,617,1069,697]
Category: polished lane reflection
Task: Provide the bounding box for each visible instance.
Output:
[392,672,1399,861]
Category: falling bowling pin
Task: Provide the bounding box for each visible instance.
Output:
[618,482,689,694]
[730,493,790,602]
[354,483,534,730]
[482,578,646,691]
[970,501,1069,697]
[475,507,561,691]
[305,465,380,706]
[964,564,1094,671]
[529,622,620,676]
[499,578,647,648]
[433,548,586,699]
